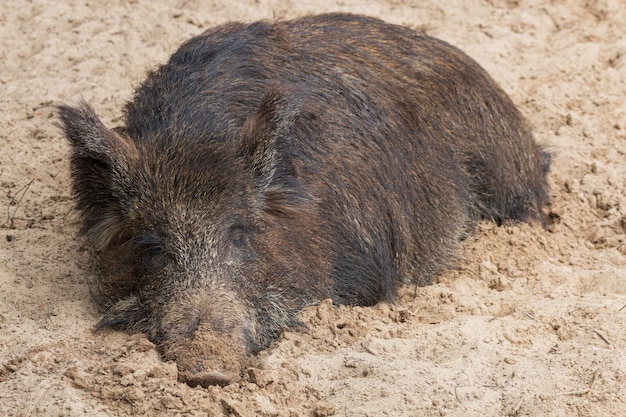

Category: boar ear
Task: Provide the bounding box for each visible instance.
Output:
[58,101,139,165]
[240,89,311,217]
[57,101,139,249]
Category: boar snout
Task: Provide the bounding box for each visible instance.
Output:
[165,324,248,387]
[159,289,253,386]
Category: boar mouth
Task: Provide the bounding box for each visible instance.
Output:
[179,370,232,388]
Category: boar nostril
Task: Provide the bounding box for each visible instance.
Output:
[175,352,241,387]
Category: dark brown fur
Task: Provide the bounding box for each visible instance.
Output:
[58,13,549,386]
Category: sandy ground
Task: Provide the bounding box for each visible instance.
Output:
[1,0,625,416]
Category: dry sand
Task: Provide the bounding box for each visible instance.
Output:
[1,0,625,416]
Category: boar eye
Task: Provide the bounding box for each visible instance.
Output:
[147,245,164,255]
[136,232,163,248]
[230,226,246,248]
[229,224,253,248]
[134,232,166,268]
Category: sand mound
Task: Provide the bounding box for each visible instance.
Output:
[1,1,625,416]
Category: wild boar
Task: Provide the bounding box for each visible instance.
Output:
[58,13,550,386]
